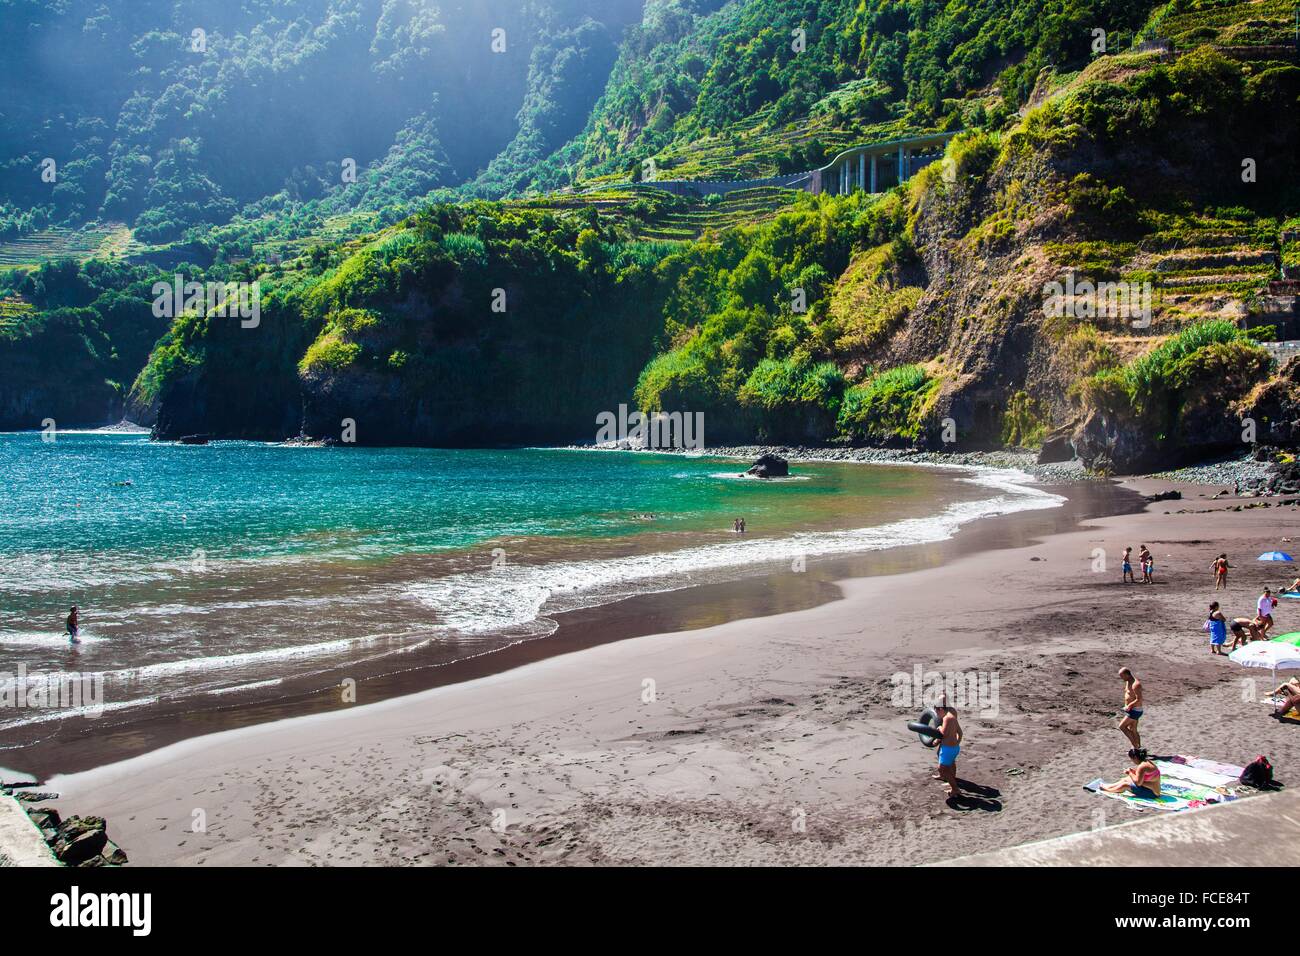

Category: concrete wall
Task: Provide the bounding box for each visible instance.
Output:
[0,794,59,867]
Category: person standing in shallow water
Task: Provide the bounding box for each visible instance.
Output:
[65,606,80,644]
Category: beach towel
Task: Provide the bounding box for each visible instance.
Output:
[1098,780,1233,812]
[1083,774,1236,812]
[1153,759,1239,789]
[1165,755,1246,778]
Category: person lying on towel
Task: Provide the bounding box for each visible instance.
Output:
[1270,678,1300,719]
[1101,748,1162,799]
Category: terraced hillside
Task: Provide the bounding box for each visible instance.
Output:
[0,294,35,336]
[1157,0,1297,49]
[0,225,122,268]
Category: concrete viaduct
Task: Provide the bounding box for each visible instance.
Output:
[605,130,963,199]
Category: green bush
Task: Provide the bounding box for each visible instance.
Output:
[837,364,939,441]
[739,357,846,411]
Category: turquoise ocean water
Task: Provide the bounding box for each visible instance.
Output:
[0,432,1063,732]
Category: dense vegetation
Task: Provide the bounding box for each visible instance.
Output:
[0,0,641,243]
[3,0,1300,470]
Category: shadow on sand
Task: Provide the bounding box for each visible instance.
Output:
[945,779,1003,812]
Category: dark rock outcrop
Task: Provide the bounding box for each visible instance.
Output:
[52,816,108,866]
[1036,429,1076,464]
[744,454,789,478]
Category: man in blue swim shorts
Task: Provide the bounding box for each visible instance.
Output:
[1118,667,1143,749]
[931,700,963,797]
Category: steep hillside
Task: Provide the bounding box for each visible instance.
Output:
[0,0,642,243]
[526,0,1162,189]
[4,0,1300,470]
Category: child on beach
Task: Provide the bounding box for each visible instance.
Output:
[1122,547,1134,584]
[1100,748,1161,799]
[1139,545,1153,584]
[1212,553,1230,590]
[1118,667,1143,749]
[930,700,963,798]
[1205,602,1228,655]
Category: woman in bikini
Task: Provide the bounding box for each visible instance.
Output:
[1211,554,1229,590]
[1101,748,1161,799]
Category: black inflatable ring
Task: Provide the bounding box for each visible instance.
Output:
[908,707,941,747]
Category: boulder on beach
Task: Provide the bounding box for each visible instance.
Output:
[744,454,789,478]
[1036,431,1075,464]
[52,816,108,866]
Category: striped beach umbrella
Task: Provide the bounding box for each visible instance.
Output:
[1258,551,1295,561]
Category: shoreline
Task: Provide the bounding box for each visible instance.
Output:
[7,461,1124,780]
[41,476,1300,865]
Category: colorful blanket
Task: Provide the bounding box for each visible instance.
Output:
[1096,779,1233,812]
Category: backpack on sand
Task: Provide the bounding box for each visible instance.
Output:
[1240,755,1273,789]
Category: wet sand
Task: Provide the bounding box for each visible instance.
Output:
[35,478,1300,865]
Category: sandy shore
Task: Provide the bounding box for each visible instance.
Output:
[45,479,1300,865]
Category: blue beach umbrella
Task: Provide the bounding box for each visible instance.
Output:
[1258,551,1294,562]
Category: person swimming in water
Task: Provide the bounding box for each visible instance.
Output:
[65,605,81,644]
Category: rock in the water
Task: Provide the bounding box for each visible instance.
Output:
[744,454,789,478]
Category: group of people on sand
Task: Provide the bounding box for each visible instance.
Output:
[1121,545,1154,584]
[1099,547,1300,799]
[1205,587,1278,655]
